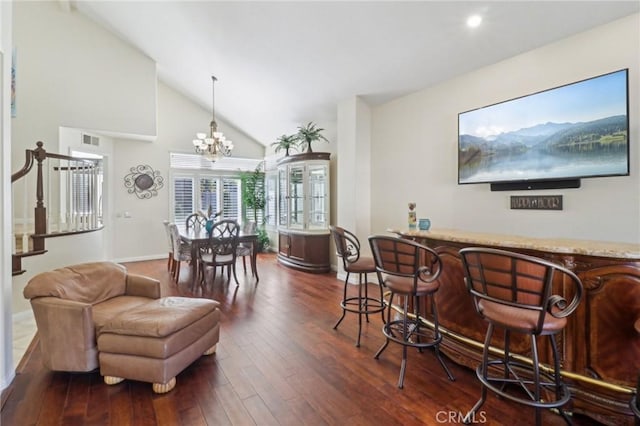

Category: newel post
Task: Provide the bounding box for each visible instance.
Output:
[33,141,47,250]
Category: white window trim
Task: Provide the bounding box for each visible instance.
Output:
[169,170,243,223]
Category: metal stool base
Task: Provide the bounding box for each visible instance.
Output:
[375,316,455,388]
[464,360,571,425]
[333,276,385,347]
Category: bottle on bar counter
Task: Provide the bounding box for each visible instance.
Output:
[408,202,417,230]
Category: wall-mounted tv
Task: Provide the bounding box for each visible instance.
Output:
[458,69,629,191]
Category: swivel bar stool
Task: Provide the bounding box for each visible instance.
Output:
[330,226,385,347]
[459,247,583,426]
[368,235,455,388]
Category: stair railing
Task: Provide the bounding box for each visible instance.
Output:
[11,141,103,275]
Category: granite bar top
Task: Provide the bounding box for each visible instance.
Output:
[389,228,640,260]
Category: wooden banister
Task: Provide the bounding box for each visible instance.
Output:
[11,141,39,183]
[11,142,102,275]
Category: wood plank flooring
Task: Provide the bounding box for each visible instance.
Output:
[2,254,602,425]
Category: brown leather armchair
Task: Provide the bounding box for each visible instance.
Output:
[23,262,161,372]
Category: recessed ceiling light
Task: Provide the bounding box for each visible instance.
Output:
[467,15,483,28]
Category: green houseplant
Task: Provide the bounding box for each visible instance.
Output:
[271,134,298,157]
[240,163,270,251]
[295,121,329,153]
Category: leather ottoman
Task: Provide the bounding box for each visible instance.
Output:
[97,296,220,393]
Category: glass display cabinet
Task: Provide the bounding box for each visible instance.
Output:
[276,152,330,273]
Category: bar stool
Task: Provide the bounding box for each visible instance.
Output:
[368,235,455,388]
[459,247,583,426]
[330,226,385,347]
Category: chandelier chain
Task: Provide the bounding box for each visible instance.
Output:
[192,75,233,162]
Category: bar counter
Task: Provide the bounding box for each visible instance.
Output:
[390,228,640,259]
[389,228,640,426]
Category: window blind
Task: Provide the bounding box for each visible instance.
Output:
[173,177,194,225]
[222,178,240,220]
[199,177,219,216]
[265,173,277,227]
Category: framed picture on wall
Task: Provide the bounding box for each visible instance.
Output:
[11,47,16,118]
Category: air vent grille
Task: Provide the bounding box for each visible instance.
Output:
[82,134,99,146]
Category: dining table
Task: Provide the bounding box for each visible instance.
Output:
[178,224,259,285]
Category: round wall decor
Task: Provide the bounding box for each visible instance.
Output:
[124,165,164,199]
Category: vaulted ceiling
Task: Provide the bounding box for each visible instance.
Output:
[73,1,639,146]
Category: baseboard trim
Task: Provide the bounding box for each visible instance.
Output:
[111,254,167,264]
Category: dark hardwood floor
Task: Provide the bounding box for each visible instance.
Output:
[2,254,602,425]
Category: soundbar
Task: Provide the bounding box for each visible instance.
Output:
[490,178,581,192]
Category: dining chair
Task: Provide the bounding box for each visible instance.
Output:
[368,235,455,388]
[186,212,207,229]
[459,247,583,426]
[237,221,257,276]
[330,226,385,347]
[163,220,173,272]
[168,223,192,281]
[198,219,240,286]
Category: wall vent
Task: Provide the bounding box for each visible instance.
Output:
[82,134,100,146]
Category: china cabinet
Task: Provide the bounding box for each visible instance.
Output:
[277,152,330,272]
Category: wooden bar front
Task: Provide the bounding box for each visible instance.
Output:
[391,228,640,426]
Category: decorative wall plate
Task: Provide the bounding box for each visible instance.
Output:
[124,165,164,199]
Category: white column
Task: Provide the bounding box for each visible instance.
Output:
[1,0,15,390]
[336,96,373,282]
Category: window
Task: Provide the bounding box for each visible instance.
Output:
[199,177,218,216]
[264,172,277,228]
[170,153,262,224]
[171,172,242,223]
[58,151,103,231]
[173,177,194,225]
[222,178,240,220]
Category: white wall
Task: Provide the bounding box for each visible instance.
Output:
[111,82,265,262]
[335,96,373,279]
[11,2,157,148]
[370,14,640,244]
[9,2,265,312]
[8,2,156,322]
[337,97,372,243]
[1,0,14,391]
[10,1,265,266]
[11,1,157,229]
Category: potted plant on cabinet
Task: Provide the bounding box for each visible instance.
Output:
[295,121,329,153]
[271,134,298,157]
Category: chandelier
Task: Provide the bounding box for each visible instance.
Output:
[192,76,234,162]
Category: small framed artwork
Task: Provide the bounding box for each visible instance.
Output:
[11,47,16,117]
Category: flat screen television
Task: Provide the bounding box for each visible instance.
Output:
[458,69,629,191]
